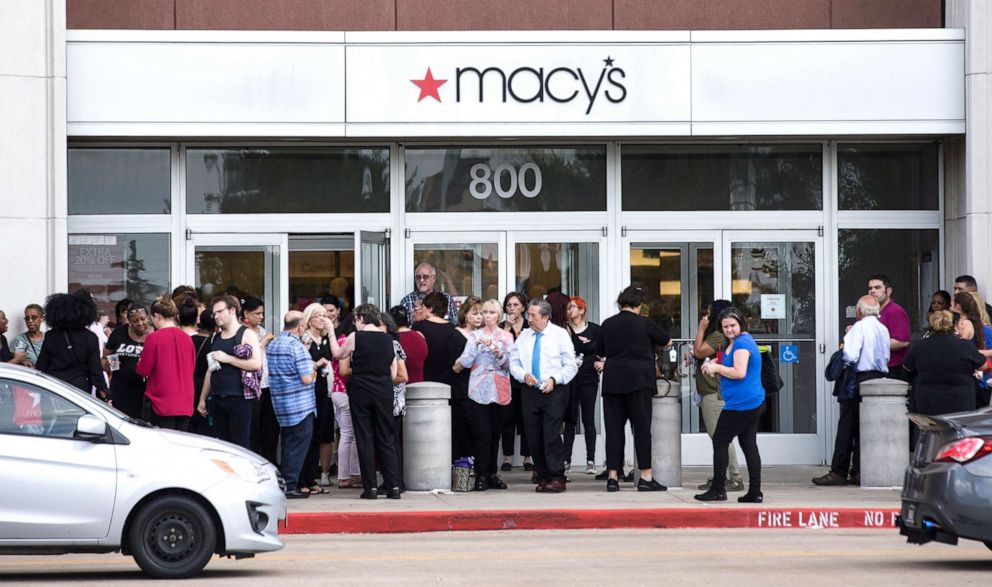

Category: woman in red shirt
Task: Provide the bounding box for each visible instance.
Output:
[136,296,196,430]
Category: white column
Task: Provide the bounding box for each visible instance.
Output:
[946,1,992,289]
[0,0,67,334]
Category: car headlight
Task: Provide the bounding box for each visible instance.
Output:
[203,450,271,483]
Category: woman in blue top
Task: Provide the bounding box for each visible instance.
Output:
[694,307,765,503]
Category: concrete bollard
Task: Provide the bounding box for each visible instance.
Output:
[403,381,452,491]
[859,378,909,488]
[651,379,682,489]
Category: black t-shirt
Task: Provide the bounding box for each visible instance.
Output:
[570,322,601,381]
[412,320,456,384]
[0,336,12,362]
[106,328,146,394]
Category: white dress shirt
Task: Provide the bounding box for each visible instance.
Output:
[509,322,578,387]
[843,315,890,373]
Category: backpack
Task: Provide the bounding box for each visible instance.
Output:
[760,349,784,396]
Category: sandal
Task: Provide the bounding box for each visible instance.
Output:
[307,485,329,495]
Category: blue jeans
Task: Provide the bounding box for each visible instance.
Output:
[280,413,314,492]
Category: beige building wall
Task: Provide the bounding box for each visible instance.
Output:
[0,0,67,337]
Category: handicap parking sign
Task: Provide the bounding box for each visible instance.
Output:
[780,344,799,364]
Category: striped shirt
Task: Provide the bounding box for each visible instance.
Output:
[267,332,316,428]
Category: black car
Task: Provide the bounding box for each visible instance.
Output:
[897,408,992,550]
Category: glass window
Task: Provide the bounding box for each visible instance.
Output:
[405,146,607,213]
[413,243,499,303]
[514,242,599,321]
[838,143,939,210]
[68,148,171,214]
[730,240,817,434]
[621,144,823,211]
[838,229,940,336]
[186,148,390,214]
[68,233,170,324]
[288,236,355,313]
[0,380,86,438]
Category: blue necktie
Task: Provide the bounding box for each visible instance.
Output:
[532,332,543,381]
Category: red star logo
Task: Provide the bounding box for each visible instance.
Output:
[411,67,447,102]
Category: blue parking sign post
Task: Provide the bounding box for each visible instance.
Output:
[780,344,799,364]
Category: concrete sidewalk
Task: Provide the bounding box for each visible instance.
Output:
[281,466,903,534]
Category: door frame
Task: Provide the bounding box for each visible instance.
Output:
[185,232,289,336]
[622,229,827,465]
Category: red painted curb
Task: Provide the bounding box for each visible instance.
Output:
[281,507,901,534]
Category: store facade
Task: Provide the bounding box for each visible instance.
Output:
[62,29,962,465]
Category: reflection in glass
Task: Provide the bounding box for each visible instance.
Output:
[195,245,280,335]
[414,244,499,304]
[621,144,822,211]
[838,143,939,210]
[186,148,389,214]
[630,243,714,433]
[838,229,939,336]
[68,233,171,324]
[730,241,817,434]
[288,235,354,313]
[68,149,171,215]
[514,243,599,320]
[405,146,606,213]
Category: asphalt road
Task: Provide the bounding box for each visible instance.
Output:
[1,529,989,585]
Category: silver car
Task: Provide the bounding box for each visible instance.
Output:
[0,364,287,578]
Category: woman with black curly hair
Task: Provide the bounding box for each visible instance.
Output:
[36,290,108,400]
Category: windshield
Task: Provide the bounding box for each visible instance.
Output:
[23,370,150,426]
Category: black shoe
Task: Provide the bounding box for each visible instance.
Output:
[693,488,727,502]
[531,471,539,484]
[387,487,402,499]
[622,470,635,483]
[606,478,620,492]
[473,476,489,491]
[595,470,609,481]
[501,461,512,472]
[359,488,378,500]
[637,477,667,492]
[812,471,848,486]
[488,475,508,490]
[523,461,534,471]
[738,491,763,503]
[284,489,310,499]
[848,474,861,486]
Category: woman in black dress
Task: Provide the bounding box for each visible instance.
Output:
[595,283,671,492]
[447,297,483,464]
[36,291,107,400]
[499,292,532,471]
[328,304,401,500]
[904,310,986,416]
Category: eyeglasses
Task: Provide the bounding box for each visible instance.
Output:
[415,274,433,281]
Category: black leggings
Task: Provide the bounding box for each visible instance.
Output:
[563,377,598,463]
[469,401,505,478]
[711,404,764,492]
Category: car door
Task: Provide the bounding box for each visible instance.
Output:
[0,378,117,541]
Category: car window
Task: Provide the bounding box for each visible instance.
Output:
[0,378,87,439]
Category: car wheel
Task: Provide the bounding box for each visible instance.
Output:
[127,495,217,579]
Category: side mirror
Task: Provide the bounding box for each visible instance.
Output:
[75,414,107,439]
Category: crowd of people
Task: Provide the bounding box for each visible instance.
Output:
[3,267,989,501]
[815,274,992,488]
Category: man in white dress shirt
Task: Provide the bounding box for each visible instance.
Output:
[814,295,890,487]
[509,299,578,493]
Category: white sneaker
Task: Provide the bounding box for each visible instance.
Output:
[319,473,331,486]
[585,461,596,474]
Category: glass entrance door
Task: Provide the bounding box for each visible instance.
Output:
[187,233,288,336]
[625,229,825,465]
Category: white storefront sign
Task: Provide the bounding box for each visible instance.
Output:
[66,30,964,137]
